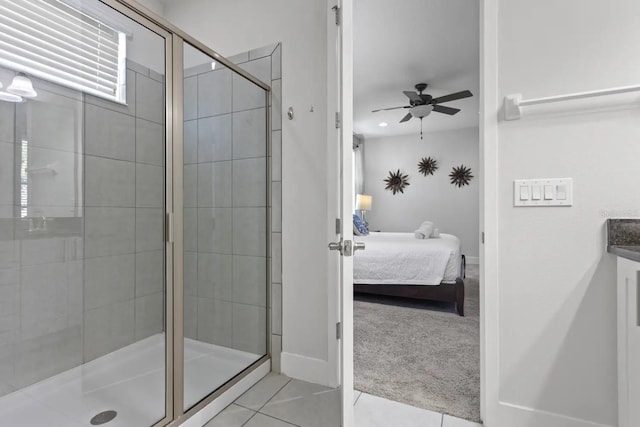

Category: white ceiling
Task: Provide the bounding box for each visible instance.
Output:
[354,0,479,139]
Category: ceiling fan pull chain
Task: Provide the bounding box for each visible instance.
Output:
[420,119,423,140]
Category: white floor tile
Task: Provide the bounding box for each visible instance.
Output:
[245,412,298,427]
[260,379,340,427]
[204,404,255,427]
[235,373,290,410]
[443,414,483,427]
[354,393,442,427]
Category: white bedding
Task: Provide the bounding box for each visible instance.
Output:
[353,232,462,285]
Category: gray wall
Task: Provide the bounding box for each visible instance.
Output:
[363,127,479,259]
[0,60,165,396]
[183,43,281,358]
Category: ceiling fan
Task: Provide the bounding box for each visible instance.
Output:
[372,83,473,139]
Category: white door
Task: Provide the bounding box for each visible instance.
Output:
[326,0,355,425]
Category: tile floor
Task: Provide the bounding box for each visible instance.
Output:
[206,373,483,427]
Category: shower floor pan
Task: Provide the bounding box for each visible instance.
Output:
[0,334,261,426]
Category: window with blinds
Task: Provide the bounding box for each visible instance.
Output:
[0,0,127,103]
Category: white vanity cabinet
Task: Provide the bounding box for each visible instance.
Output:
[618,256,640,427]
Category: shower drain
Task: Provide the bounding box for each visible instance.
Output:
[90,410,118,425]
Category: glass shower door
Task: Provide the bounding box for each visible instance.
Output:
[181,42,269,411]
[0,1,171,425]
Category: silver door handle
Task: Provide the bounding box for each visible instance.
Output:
[354,242,365,252]
[328,241,341,250]
[328,240,343,255]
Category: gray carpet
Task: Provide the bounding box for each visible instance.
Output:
[354,265,480,422]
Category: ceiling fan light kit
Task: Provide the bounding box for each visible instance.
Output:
[372,82,473,140]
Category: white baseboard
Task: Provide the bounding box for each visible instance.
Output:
[466,256,479,265]
[281,352,337,387]
[495,401,613,427]
[181,360,270,427]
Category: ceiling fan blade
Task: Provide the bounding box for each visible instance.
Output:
[433,105,460,115]
[403,91,421,103]
[399,112,413,123]
[431,90,473,104]
[372,106,410,113]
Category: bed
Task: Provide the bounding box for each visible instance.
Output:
[353,232,466,316]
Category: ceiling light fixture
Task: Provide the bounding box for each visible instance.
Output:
[7,73,37,98]
[378,122,388,127]
[409,104,433,140]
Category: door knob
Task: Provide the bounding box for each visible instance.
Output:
[354,242,365,252]
[328,240,343,254]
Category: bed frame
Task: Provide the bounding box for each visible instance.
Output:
[353,255,467,316]
[354,278,465,316]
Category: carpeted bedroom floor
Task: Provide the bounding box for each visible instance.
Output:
[354,264,480,423]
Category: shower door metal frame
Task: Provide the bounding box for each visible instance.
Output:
[99,1,273,426]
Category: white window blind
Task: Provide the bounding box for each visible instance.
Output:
[0,0,127,103]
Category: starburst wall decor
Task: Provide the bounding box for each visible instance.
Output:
[384,169,410,195]
[418,157,438,176]
[449,164,473,187]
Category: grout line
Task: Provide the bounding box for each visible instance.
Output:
[256,412,300,426]
[441,413,444,427]
[255,376,291,413]
[240,410,259,427]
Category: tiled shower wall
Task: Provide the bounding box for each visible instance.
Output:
[0,61,165,396]
[183,43,282,366]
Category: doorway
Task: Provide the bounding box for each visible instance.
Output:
[347,0,482,424]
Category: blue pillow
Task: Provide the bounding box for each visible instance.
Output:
[353,214,369,236]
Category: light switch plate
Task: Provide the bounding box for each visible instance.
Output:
[514,178,573,207]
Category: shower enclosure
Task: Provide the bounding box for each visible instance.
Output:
[0,0,270,426]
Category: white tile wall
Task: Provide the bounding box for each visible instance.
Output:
[233,255,267,306]
[198,114,233,162]
[182,44,281,364]
[198,69,232,118]
[136,118,164,166]
[85,207,136,258]
[136,163,164,208]
[197,252,232,301]
[136,250,164,297]
[197,161,233,208]
[232,303,266,355]
[85,103,135,161]
[84,156,135,207]
[232,108,267,159]
[84,255,135,310]
[84,300,135,362]
[233,158,267,207]
[232,208,267,257]
[135,74,164,124]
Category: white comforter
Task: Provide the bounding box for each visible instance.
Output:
[353,232,461,285]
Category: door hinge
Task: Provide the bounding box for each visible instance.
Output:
[336,322,342,339]
[481,231,485,244]
[332,5,341,25]
[335,218,341,234]
[335,112,341,129]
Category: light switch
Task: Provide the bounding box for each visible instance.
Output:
[514,178,572,207]
[556,185,567,200]
[531,185,541,200]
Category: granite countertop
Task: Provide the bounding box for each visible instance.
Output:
[607,219,640,262]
